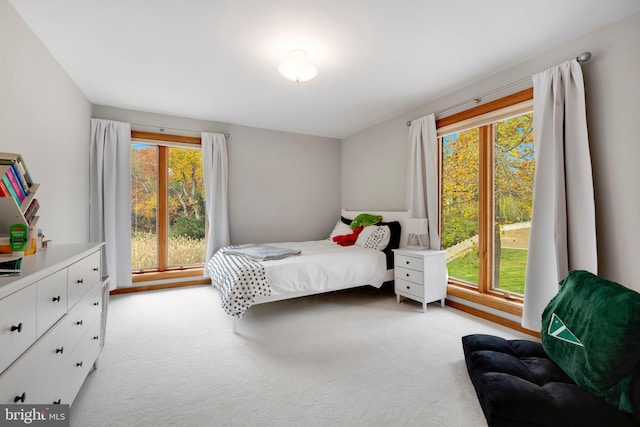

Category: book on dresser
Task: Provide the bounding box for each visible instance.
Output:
[0,153,33,188]
[2,166,27,201]
[0,180,9,198]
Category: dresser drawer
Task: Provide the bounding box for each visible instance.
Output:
[65,318,101,404]
[0,286,37,374]
[85,250,102,291]
[68,250,101,308]
[395,266,424,284]
[395,254,423,271]
[66,283,103,352]
[36,269,68,337]
[395,278,424,299]
[0,311,70,405]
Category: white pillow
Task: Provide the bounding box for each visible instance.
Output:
[355,225,390,251]
[329,220,352,240]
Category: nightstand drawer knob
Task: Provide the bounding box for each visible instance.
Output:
[406,261,410,264]
[406,273,410,277]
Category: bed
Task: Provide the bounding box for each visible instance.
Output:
[205,210,410,318]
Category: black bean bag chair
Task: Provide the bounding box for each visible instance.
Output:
[461,334,640,426]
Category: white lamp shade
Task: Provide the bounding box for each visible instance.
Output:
[278,49,317,83]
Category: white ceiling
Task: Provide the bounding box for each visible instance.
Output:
[9,0,640,139]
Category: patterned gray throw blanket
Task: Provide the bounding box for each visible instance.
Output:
[206,245,298,317]
[221,244,301,261]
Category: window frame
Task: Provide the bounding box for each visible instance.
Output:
[129,130,207,285]
[439,89,533,319]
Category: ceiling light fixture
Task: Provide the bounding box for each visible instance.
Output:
[278,49,317,83]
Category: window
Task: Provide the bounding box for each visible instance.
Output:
[130,132,206,283]
[439,90,534,308]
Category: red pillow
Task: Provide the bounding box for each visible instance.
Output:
[332,226,363,246]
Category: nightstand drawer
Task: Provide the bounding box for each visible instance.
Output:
[395,254,423,271]
[395,266,423,284]
[395,278,424,299]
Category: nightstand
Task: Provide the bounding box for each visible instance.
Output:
[393,248,448,312]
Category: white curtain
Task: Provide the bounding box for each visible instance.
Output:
[406,114,440,249]
[201,132,230,265]
[89,118,132,290]
[522,60,597,331]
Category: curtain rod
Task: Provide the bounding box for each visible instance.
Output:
[130,123,230,138]
[406,51,592,127]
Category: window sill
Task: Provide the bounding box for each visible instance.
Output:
[446,283,540,337]
[132,267,205,283]
[110,268,211,295]
[447,283,523,317]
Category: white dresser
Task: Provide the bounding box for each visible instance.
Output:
[393,248,447,312]
[0,243,108,405]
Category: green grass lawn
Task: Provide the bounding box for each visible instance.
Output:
[446,248,527,295]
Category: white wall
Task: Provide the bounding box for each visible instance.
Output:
[343,12,640,292]
[92,106,342,245]
[0,0,92,244]
[226,124,341,244]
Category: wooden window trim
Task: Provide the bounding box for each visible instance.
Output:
[436,88,533,128]
[157,146,168,271]
[440,89,533,317]
[478,124,494,294]
[131,267,206,282]
[131,130,201,145]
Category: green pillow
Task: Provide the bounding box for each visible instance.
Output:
[350,213,382,229]
[541,270,640,413]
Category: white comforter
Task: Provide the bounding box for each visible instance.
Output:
[261,240,386,296]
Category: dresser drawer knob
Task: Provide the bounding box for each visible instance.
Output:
[93,267,99,272]
[406,261,410,264]
[93,335,99,340]
[14,392,26,403]
[56,347,64,354]
[77,278,84,284]
[406,273,410,277]
[76,361,83,367]
[11,323,22,333]
[93,301,99,306]
[76,320,83,326]
[52,295,61,302]
[407,285,411,290]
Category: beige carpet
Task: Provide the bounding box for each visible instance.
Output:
[70,285,533,427]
